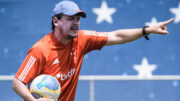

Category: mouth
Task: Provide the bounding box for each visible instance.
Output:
[71,25,79,31]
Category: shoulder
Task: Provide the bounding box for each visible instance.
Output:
[77,30,96,39]
[78,30,96,35]
[77,30,108,40]
[78,30,108,36]
[28,33,52,58]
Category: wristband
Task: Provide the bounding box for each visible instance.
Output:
[142,26,149,40]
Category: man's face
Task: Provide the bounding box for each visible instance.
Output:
[58,14,80,40]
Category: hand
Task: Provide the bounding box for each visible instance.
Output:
[146,18,174,35]
[35,98,55,101]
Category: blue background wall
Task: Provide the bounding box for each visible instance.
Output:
[0,0,180,101]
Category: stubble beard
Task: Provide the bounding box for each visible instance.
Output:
[66,25,79,40]
[59,24,79,40]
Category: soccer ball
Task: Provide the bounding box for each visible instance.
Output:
[30,75,61,100]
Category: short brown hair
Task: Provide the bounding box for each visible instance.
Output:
[51,13,63,31]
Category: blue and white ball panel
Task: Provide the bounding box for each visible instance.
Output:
[37,75,60,91]
[30,75,61,100]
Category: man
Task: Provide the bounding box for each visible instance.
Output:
[12,0,174,101]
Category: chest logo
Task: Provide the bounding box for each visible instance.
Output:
[53,58,60,65]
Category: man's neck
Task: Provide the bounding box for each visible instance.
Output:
[53,30,71,46]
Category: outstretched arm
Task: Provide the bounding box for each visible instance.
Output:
[105,18,174,45]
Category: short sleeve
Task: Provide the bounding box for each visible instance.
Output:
[15,47,45,84]
[79,30,108,54]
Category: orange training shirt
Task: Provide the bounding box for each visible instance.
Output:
[15,30,108,101]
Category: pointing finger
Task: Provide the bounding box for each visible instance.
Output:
[163,18,174,25]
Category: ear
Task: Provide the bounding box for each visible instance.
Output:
[53,17,62,27]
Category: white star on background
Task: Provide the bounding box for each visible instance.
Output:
[145,17,159,26]
[133,57,157,78]
[92,1,116,24]
[170,2,180,23]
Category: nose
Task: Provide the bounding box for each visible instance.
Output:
[73,18,80,25]
[73,19,79,25]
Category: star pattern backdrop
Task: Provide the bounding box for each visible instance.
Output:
[0,0,180,101]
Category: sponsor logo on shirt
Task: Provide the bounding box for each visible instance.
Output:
[56,68,76,81]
